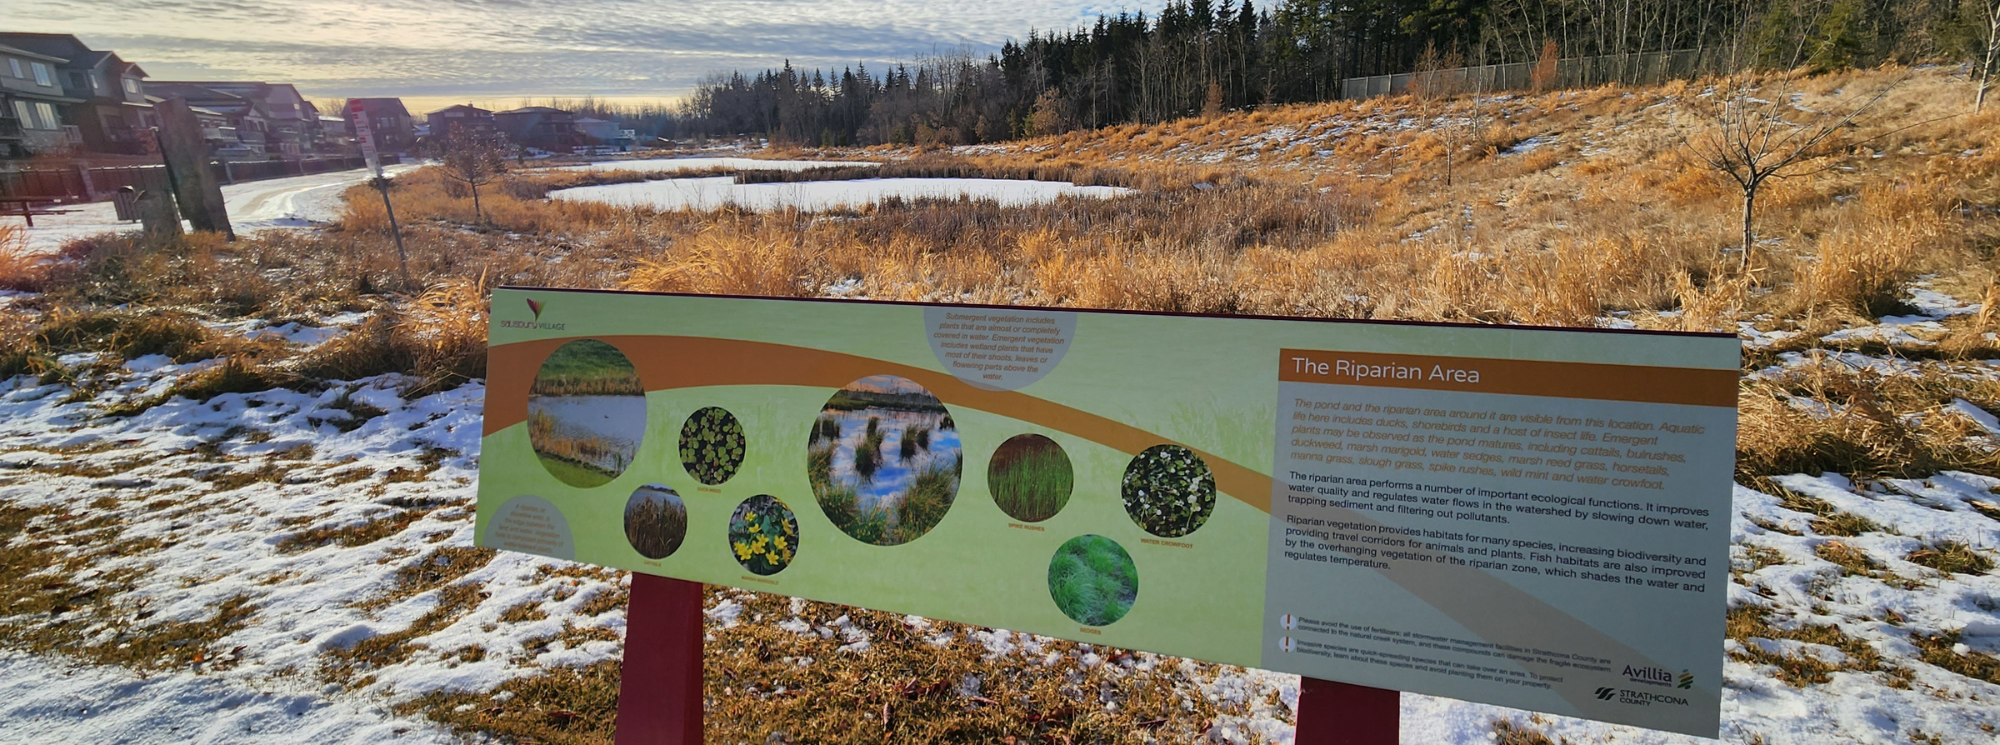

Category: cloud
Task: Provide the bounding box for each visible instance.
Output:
[6,0,1145,103]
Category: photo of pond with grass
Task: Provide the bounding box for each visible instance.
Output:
[624,484,688,559]
[729,495,799,576]
[527,339,647,488]
[988,434,1073,523]
[1048,535,1139,627]
[1121,444,1216,538]
[807,375,962,546]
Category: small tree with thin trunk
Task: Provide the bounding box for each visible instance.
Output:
[432,127,508,223]
[1410,42,1470,187]
[1680,73,1892,275]
[1530,39,1560,94]
[1979,1,1999,112]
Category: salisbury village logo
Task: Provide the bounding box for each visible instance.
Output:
[500,297,565,330]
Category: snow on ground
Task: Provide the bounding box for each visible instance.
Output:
[18,164,421,254]
[550,176,1131,212]
[544,157,878,174]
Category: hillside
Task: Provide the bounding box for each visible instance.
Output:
[3,64,2000,744]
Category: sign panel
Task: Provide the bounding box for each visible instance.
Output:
[346,99,382,177]
[475,288,1738,736]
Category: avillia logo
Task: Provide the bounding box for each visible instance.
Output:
[499,297,566,330]
[1677,670,1695,689]
[1594,687,1617,701]
[1623,664,1675,687]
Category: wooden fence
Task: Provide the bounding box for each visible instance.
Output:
[0,154,401,202]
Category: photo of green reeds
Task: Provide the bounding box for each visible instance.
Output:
[728,494,799,576]
[1121,444,1216,538]
[988,434,1073,523]
[806,375,962,546]
[680,406,747,485]
[527,338,646,488]
[1047,535,1139,627]
[623,484,688,559]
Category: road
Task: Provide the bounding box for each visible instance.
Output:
[16,163,420,254]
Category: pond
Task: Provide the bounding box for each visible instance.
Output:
[548,157,879,173]
[550,176,1130,212]
[528,394,648,473]
[819,407,962,515]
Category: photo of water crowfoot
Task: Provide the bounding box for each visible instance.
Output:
[807,375,962,545]
[527,338,646,488]
[728,495,799,576]
[679,406,747,485]
[624,484,688,559]
[988,433,1074,523]
[1122,444,1217,537]
[1048,535,1140,626]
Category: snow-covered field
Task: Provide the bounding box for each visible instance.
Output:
[3,288,1997,744]
[17,164,420,254]
[550,176,1131,212]
[544,157,879,173]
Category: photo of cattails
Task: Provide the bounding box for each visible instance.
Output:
[623,484,688,559]
[988,434,1073,523]
[527,339,647,488]
[728,495,799,576]
[1047,535,1139,627]
[680,406,747,485]
[1121,444,1216,538]
[806,375,962,546]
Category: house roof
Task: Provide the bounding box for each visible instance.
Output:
[0,34,110,71]
[427,104,493,116]
[0,41,67,64]
[495,106,570,115]
[349,98,411,117]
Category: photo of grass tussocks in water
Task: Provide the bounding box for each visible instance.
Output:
[807,375,962,546]
[527,339,646,488]
[680,406,747,485]
[989,434,1073,523]
[624,484,688,559]
[1122,444,1216,538]
[728,495,799,576]
[1048,535,1139,627]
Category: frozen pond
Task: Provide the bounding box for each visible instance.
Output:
[528,394,646,472]
[547,157,878,173]
[551,176,1131,212]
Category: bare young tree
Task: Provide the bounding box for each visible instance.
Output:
[1979,0,2000,112]
[432,127,509,223]
[1680,73,1893,274]
[1410,42,1472,187]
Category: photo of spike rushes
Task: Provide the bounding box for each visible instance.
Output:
[1048,535,1139,626]
[728,495,799,576]
[1122,444,1217,537]
[527,339,646,488]
[988,434,1073,523]
[680,406,748,485]
[807,375,962,546]
[624,484,688,559]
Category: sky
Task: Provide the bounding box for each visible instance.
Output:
[6,0,1142,115]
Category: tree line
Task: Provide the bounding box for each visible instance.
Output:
[580,0,1998,146]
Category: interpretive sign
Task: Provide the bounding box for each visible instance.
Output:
[475,288,1738,736]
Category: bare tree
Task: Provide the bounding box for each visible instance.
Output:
[432,127,509,223]
[1411,42,1472,188]
[1680,73,1893,274]
[1980,1,2000,112]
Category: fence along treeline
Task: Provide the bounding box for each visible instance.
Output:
[619,0,1996,146]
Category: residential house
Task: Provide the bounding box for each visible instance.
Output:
[494,106,581,151]
[146,82,274,158]
[0,41,78,157]
[574,117,636,151]
[424,104,496,142]
[150,82,321,156]
[347,98,415,151]
[0,33,153,156]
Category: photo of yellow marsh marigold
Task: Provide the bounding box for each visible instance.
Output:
[728,494,798,575]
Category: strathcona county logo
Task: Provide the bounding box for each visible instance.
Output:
[1596,686,1692,707]
[499,298,567,330]
[1594,687,1617,701]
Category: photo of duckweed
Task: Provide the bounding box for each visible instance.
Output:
[988,434,1073,523]
[527,338,646,488]
[623,484,688,559]
[728,495,799,576]
[1048,535,1139,627]
[1121,444,1216,538]
[680,406,747,485]
[807,375,962,546]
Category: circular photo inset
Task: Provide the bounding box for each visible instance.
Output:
[528,339,646,488]
[1121,444,1217,538]
[988,434,1073,523]
[680,407,747,485]
[624,484,688,559]
[1048,535,1138,626]
[806,375,962,546]
[728,495,798,576]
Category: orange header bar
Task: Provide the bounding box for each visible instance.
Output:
[1278,349,1737,408]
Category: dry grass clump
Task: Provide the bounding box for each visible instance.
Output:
[1736,359,2000,481]
[1726,604,1884,687]
[1911,631,2000,685]
[0,222,47,291]
[1905,541,1994,576]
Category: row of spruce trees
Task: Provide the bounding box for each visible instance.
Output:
[571,0,1995,147]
